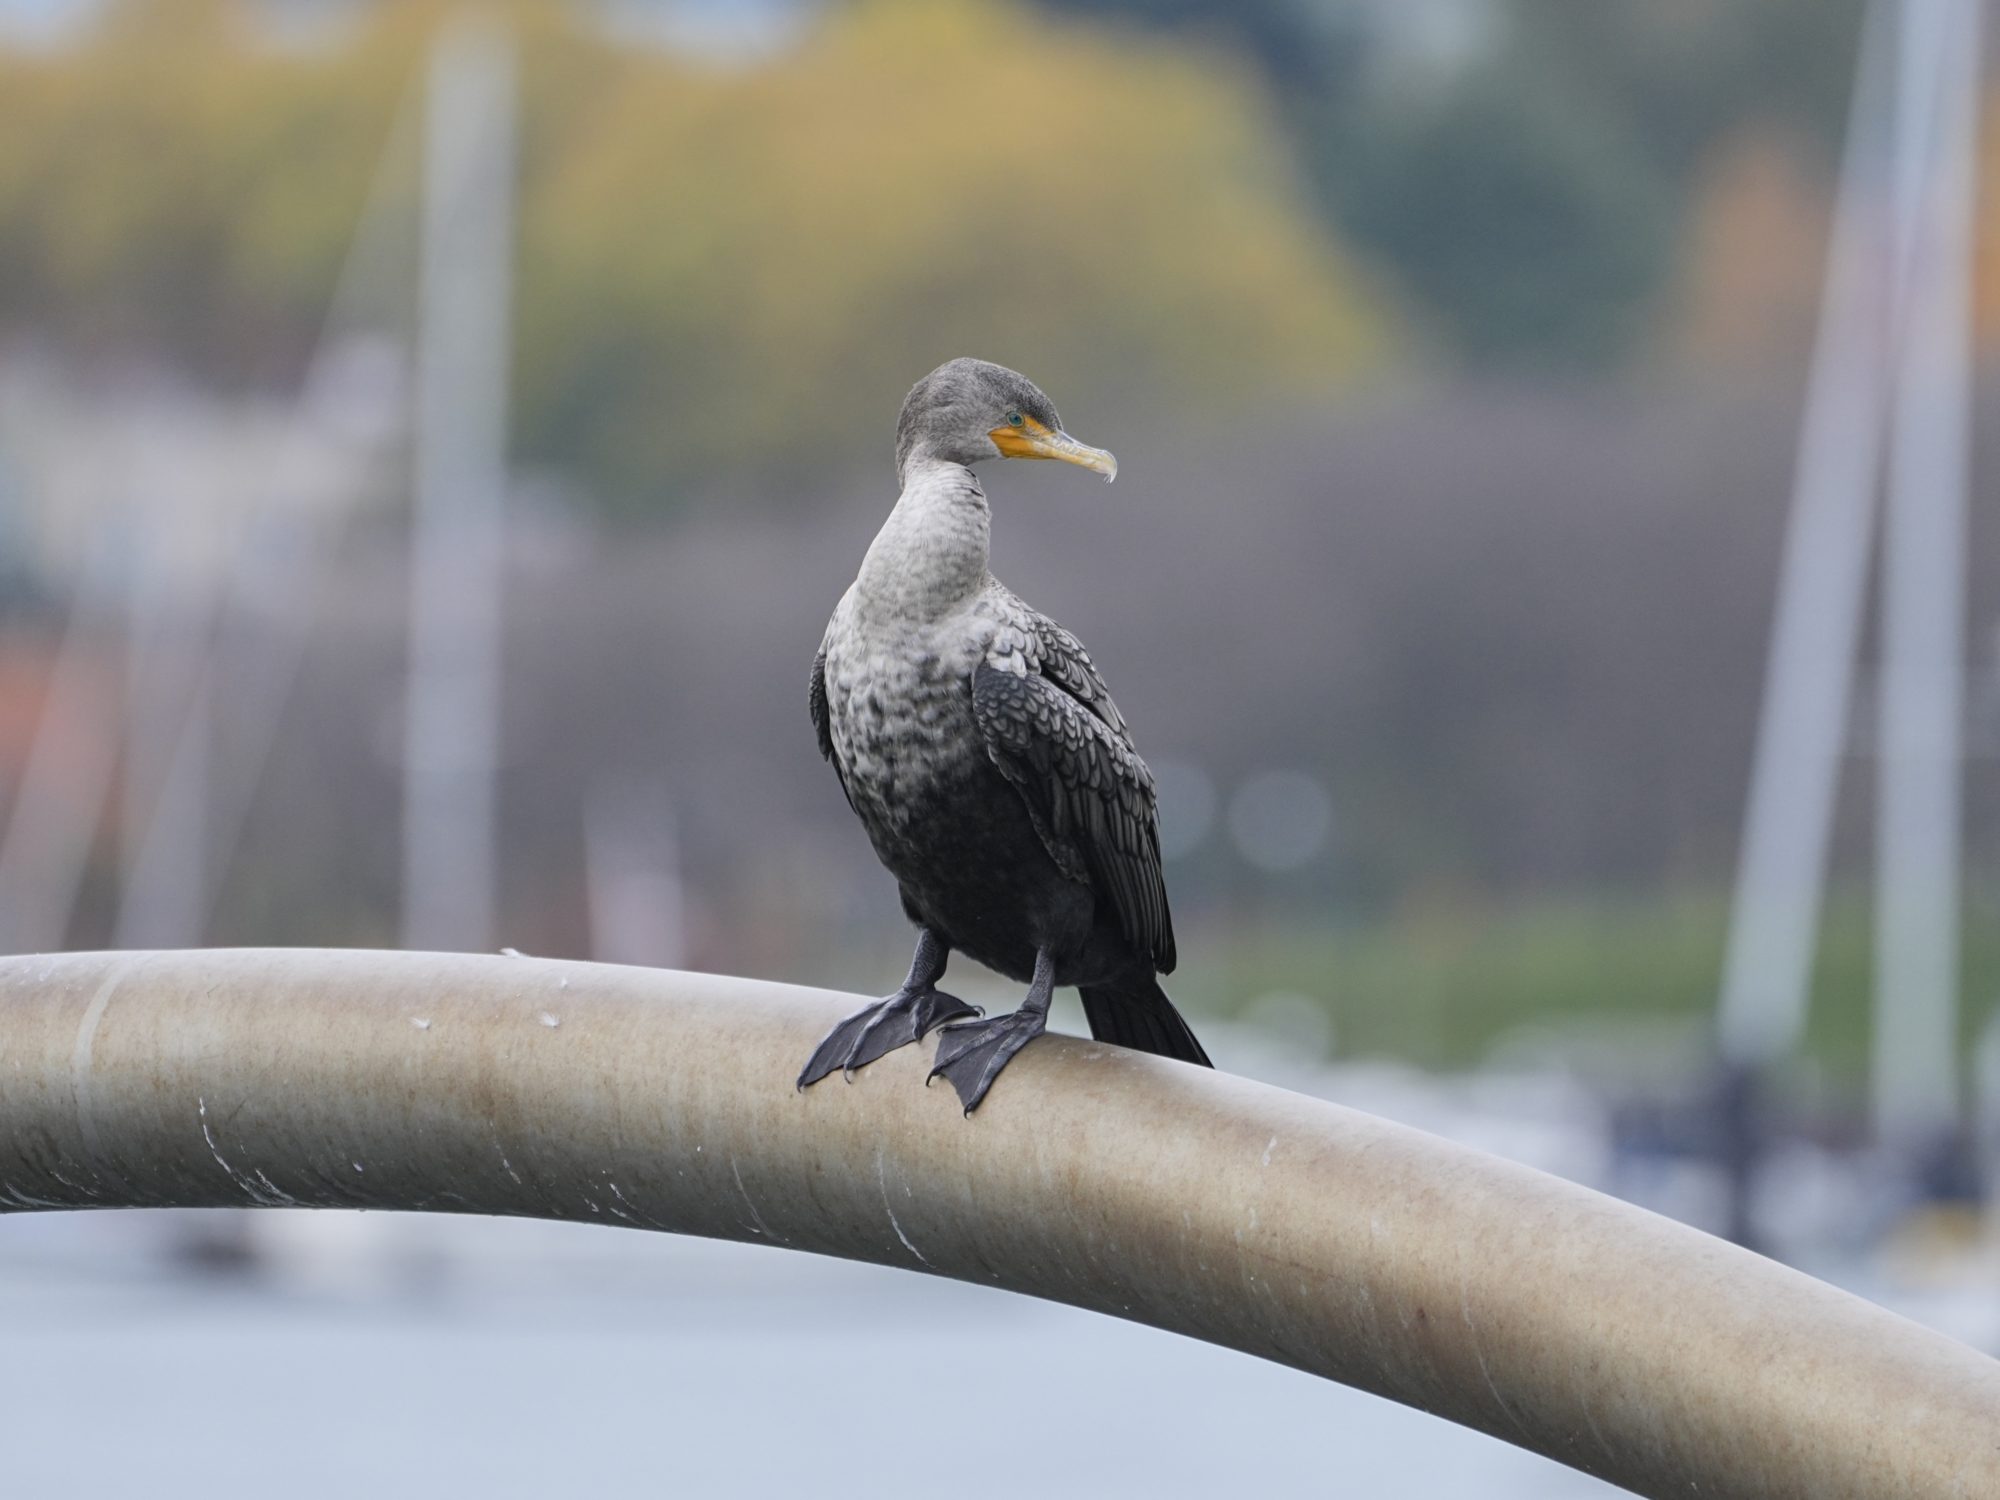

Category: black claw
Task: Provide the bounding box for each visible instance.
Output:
[925,1010,1047,1113]
[797,986,979,1090]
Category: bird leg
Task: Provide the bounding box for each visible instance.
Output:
[796,929,980,1089]
[927,947,1055,1114]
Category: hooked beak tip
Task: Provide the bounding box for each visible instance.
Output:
[1073,442,1118,484]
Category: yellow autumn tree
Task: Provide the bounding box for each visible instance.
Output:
[0,0,1393,505]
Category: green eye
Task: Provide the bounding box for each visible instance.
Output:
[1007,411,1024,427]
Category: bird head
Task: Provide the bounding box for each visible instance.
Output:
[895,358,1117,484]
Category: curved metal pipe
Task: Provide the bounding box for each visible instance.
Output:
[1,948,1995,1497]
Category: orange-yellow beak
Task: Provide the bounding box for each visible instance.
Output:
[988,415,1118,482]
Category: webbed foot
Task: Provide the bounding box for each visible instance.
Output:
[926,1007,1049,1114]
[797,986,981,1089]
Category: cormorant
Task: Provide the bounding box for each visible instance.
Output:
[797,357,1212,1113]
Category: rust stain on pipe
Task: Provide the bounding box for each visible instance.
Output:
[0,948,1995,1497]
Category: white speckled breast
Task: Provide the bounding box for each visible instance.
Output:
[824,461,1006,838]
[825,600,990,842]
[824,458,1086,865]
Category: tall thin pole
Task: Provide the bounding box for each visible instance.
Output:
[401,16,515,952]
[1716,0,1900,1067]
[1871,0,1978,1141]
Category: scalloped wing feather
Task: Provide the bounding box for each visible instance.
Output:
[971,660,1175,972]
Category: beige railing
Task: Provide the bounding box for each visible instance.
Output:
[2,947,1995,1498]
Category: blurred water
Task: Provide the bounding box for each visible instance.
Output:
[1,1215,1619,1500]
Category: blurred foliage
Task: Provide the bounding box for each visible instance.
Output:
[1188,890,2000,1092]
[0,0,414,370]
[1051,0,1868,370]
[0,0,1389,509]
[1032,0,1365,92]
[521,0,1387,504]
[0,0,1917,454]
[1317,62,1672,366]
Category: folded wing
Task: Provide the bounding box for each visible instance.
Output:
[971,659,1176,974]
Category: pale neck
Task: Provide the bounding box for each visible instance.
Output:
[855,458,991,622]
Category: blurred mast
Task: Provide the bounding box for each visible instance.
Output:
[401,16,516,953]
[1718,0,1979,1147]
[1871,0,1978,1141]
[1715,0,1900,1070]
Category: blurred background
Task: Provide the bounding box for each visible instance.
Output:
[0,0,1996,1494]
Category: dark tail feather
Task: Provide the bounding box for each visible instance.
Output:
[1078,976,1212,1068]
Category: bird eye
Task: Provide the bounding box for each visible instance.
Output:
[1007,410,1024,427]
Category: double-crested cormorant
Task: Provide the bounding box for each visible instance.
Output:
[797,357,1211,1113]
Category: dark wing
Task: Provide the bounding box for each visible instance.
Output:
[1006,595,1128,737]
[971,661,1175,973]
[809,647,854,809]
